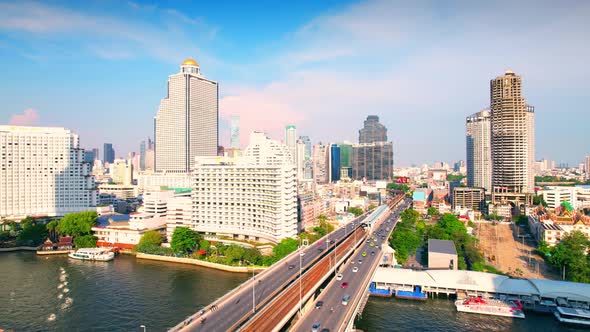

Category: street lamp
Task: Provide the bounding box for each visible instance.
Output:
[299,251,305,316]
[140,325,146,332]
[252,269,256,314]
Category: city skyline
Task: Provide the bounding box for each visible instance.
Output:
[1,1,589,165]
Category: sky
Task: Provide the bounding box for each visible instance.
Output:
[1,0,589,166]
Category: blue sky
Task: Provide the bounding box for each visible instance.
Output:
[1,0,589,166]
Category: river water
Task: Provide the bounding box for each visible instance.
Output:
[1,252,585,331]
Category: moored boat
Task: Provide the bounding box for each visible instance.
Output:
[455,297,525,319]
[554,306,590,326]
[68,248,115,261]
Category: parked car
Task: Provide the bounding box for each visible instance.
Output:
[312,322,321,332]
[358,259,362,264]
[336,273,343,281]
[371,251,375,256]
[352,267,359,273]
[341,282,348,289]
[315,301,324,309]
[342,294,351,305]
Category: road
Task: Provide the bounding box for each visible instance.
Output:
[294,198,410,332]
[240,229,366,332]
[173,214,369,332]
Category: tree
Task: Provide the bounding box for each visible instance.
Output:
[56,211,98,237]
[536,240,551,257]
[17,219,48,246]
[73,234,97,248]
[272,238,299,259]
[548,231,590,282]
[225,245,246,263]
[532,195,548,207]
[199,239,211,252]
[135,231,164,253]
[367,204,376,211]
[46,220,59,242]
[170,227,201,254]
[427,207,440,217]
[243,248,262,265]
[347,207,364,217]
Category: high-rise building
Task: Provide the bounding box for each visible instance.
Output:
[312,143,329,184]
[285,125,297,164]
[296,139,306,180]
[92,148,99,161]
[111,159,133,185]
[490,70,535,198]
[139,140,146,171]
[338,143,352,179]
[300,136,312,179]
[103,143,115,164]
[0,126,97,218]
[230,115,240,149]
[466,109,492,192]
[154,58,218,173]
[189,133,298,243]
[329,144,341,182]
[351,142,394,181]
[586,156,590,180]
[359,115,387,144]
[84,149,96,164]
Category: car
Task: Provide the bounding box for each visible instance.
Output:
[288,264,295,270]
[350,260,355,264]
[329,240,335,244]
[336,273,343,280]
[315,301,324,309]
[342,294,351,305]
[362,251,367,257]
[352,267,359,273]
[370,242,375,247]
[317,241,323,246]
[312,322,321,332]
[366,239,370,243]
[341,282,348,289]
[371,251,375,256]
[358,259,362,264]
[320,329,330,332]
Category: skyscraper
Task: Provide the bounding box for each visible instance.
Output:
[300,135,313,179]
[490,70,535,197]
[586,156,590,180]
[466,109,492,192]
[92,148,99,161]
[329,144,341,182]
[359,115,387,144]
[285,125,297,164]
[351,142,393,181]
[139,140,146,171]
[338,143,352,179]
[0,126,97,218]
[154,58,218,173]
[103,143,115,164]
[312,143,329,184]
[230,115,240,148]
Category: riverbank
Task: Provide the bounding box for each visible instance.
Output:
[0,246,38,252]
[136,253,266,273]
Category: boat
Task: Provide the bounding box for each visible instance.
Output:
[554,306,590,326]
[68,248,115,261]
[455,297,525,319]
[395,286,427,300]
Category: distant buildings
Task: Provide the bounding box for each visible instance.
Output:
[339,143,352,180]
[490,70,535,206]
[230,115,240,148]
[111,159,133,185]
[359,115,387,144]
[154,58,218,173]
[330,144,341,182]
[103,143,115,164]
[586,156,590,180]
[312,143,329,184]
[300,135,313,179]
[528,205,590,247]
[466,109,491,192]
[452,187,485,213]
[0,126,97,218]
[351,142,394,181]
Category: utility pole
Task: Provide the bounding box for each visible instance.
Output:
[252,270,255,314]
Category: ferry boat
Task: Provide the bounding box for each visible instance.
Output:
[455,297,525,319]
[554,306,590,326]
[68,248,115,261]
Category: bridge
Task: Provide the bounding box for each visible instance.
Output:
[170,194,409,332]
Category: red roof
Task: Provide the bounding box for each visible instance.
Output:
[459,215,470,220]
[97,241,135,249]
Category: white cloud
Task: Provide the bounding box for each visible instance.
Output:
[9,108,40,126]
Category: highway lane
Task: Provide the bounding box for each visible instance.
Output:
[294,199,411,332]
[174,214,369,332]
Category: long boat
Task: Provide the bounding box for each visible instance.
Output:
[455,297,525,319]
[68,248,115,261]
[554,306,590,326]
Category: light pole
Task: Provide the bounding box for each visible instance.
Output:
[299,251,305,316]
[252,269,256,314]
[140,325,146,332]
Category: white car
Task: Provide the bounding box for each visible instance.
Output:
[336,273,343,280]
[352,267,359,273]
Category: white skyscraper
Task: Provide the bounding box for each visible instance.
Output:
[312,143,329,184]
[466,109,492,192]
[155,58,218,173]
[189,132,298,243]
[0,126,97,218]
[285,125,297,164]
[230,115,240,148]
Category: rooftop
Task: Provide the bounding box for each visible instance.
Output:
[428,239,457,255]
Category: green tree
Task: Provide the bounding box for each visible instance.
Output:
[16,220,48,246]
[536,240,551,257]
[199,239,211,252]
[532,195,548,207]
[225,245,246,263]
[427,207,440,217]
[73,234,97,248]
[367,204,377,211]
[272,238,299,259]
[347,207,364,217]
[243,248,262,265]
[56,211,98,237]
[135,231,164,253]
[447,174,465,182]
[170,227,202,254]
[548,231,590,283]
[46,220,59,241]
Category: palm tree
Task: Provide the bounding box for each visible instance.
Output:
[46,220,59,242]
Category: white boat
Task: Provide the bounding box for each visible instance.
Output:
[68,248,115,261]
[455,297,525,319]
[554,306,590,326]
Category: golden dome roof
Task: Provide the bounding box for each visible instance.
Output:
[182,58,199,66]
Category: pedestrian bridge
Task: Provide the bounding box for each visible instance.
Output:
[372,267,590,308]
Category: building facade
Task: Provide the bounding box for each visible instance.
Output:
[351,142,394,181]
[0,126,97,218]
[103,143,115,164]
[452,187,486,212]
[330,144,341,182]
[154,58,218,173]
[490,70,535,196]
[359,115,387,144]
[312,143,329,184]
[466,109,492,192]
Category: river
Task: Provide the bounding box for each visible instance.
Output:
[1,252,585,331]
